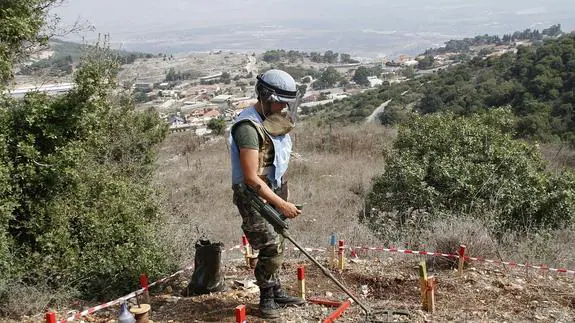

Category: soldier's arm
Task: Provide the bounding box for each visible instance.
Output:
[239,148,300,219]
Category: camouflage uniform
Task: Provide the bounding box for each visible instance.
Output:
[232,122,289,288]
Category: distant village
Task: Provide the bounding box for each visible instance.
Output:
[149,41,526,136]
[6,36,534,137]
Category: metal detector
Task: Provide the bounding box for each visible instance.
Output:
[235,184,412,322]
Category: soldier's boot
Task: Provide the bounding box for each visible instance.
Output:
[259,286,281,319]
[273,281,306,306]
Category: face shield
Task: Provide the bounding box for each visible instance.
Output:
[269,92,300,124]
[263,93,300,136]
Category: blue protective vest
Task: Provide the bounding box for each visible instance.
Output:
[229,106,292,189]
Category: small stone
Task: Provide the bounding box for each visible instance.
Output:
[166,296,180,303]
[534,314,547,320]
[504,283,524,292]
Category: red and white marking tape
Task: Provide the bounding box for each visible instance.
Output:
[350,246,457,259]
[48,241,575,322]
[348,246,575,275]
[282,243,575,275]
[54,244,243,322]
[463,255,575,274]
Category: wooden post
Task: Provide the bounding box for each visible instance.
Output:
[308,298,341,307]
[235,304,246,323]
[328,233,336,268]
[130,304,151,323]
[45,312,57,323]
[458,244,466,276]
[298,266,306,300]
[419,261,436,313]
[418,261,428,310]
[350,248,358,259]
[338,240,345,270]
[139,273,150,304]
[426,276,436,313]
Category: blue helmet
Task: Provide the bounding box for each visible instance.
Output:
[255,69,298,103]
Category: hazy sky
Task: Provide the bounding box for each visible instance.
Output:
[53,0,575,34]
[52,0,575,55]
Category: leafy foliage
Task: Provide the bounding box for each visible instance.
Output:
[304,34,575,147]
[0,0,61,83]
[363,108,575,237]
[19,55,73,76]
[415,35,575,145]
[207,117,226,135]
[352,66,383,87]
[0,37,171,301]
[261,49,357,64]
[424,24,563,56]
[313,67,343,90]
[164,67,204,82]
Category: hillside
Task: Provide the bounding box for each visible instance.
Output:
[304,34,575,147]
[15,38,151,80]
[3,3,575,321]
[21,125,575,322]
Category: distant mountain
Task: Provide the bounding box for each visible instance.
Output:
[18,39,152,77]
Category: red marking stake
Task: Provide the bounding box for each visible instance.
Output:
[298,266,306,300]
[45,312,57,323]
[235,304,246,323]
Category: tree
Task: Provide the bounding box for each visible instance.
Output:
[2,42,171,298]
[0,1,172,306]
[401,66,415,78]
[165,67,177,81]
[352,66,371,86]
[0,0,61,84]
[417,55,435,69]
[221,71,231,84]
[313,67,342,89]
[207,117,226,135]
[324,50,338,64]
[363,108,575,238]
[297,84,307,97]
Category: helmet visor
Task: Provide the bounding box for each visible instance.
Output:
[270,92,300,124]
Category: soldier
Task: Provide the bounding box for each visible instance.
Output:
[229,69,304,318]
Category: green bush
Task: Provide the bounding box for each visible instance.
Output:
[363,108,575,236]
[207,117,227,135]
[0,43,171,301]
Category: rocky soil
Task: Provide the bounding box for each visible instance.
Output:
[29,250,575,323]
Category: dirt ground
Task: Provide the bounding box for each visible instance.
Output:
[36,250,575,323]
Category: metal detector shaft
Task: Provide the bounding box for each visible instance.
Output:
[235,184,370,316]
[281,228,370,315]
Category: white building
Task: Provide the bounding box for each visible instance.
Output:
[7,83,74,98]
[367,76,383,87]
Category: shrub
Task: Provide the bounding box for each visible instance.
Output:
[363,107,575,235]
[0,42,172,305]
[207,117,226,135]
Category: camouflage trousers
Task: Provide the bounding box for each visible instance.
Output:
[233,183,288,289]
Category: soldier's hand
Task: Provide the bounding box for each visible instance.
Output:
[278,201,301,219]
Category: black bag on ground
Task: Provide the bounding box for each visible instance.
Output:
[183,239,225,296]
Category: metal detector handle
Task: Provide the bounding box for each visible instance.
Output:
[235,183,289,232]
